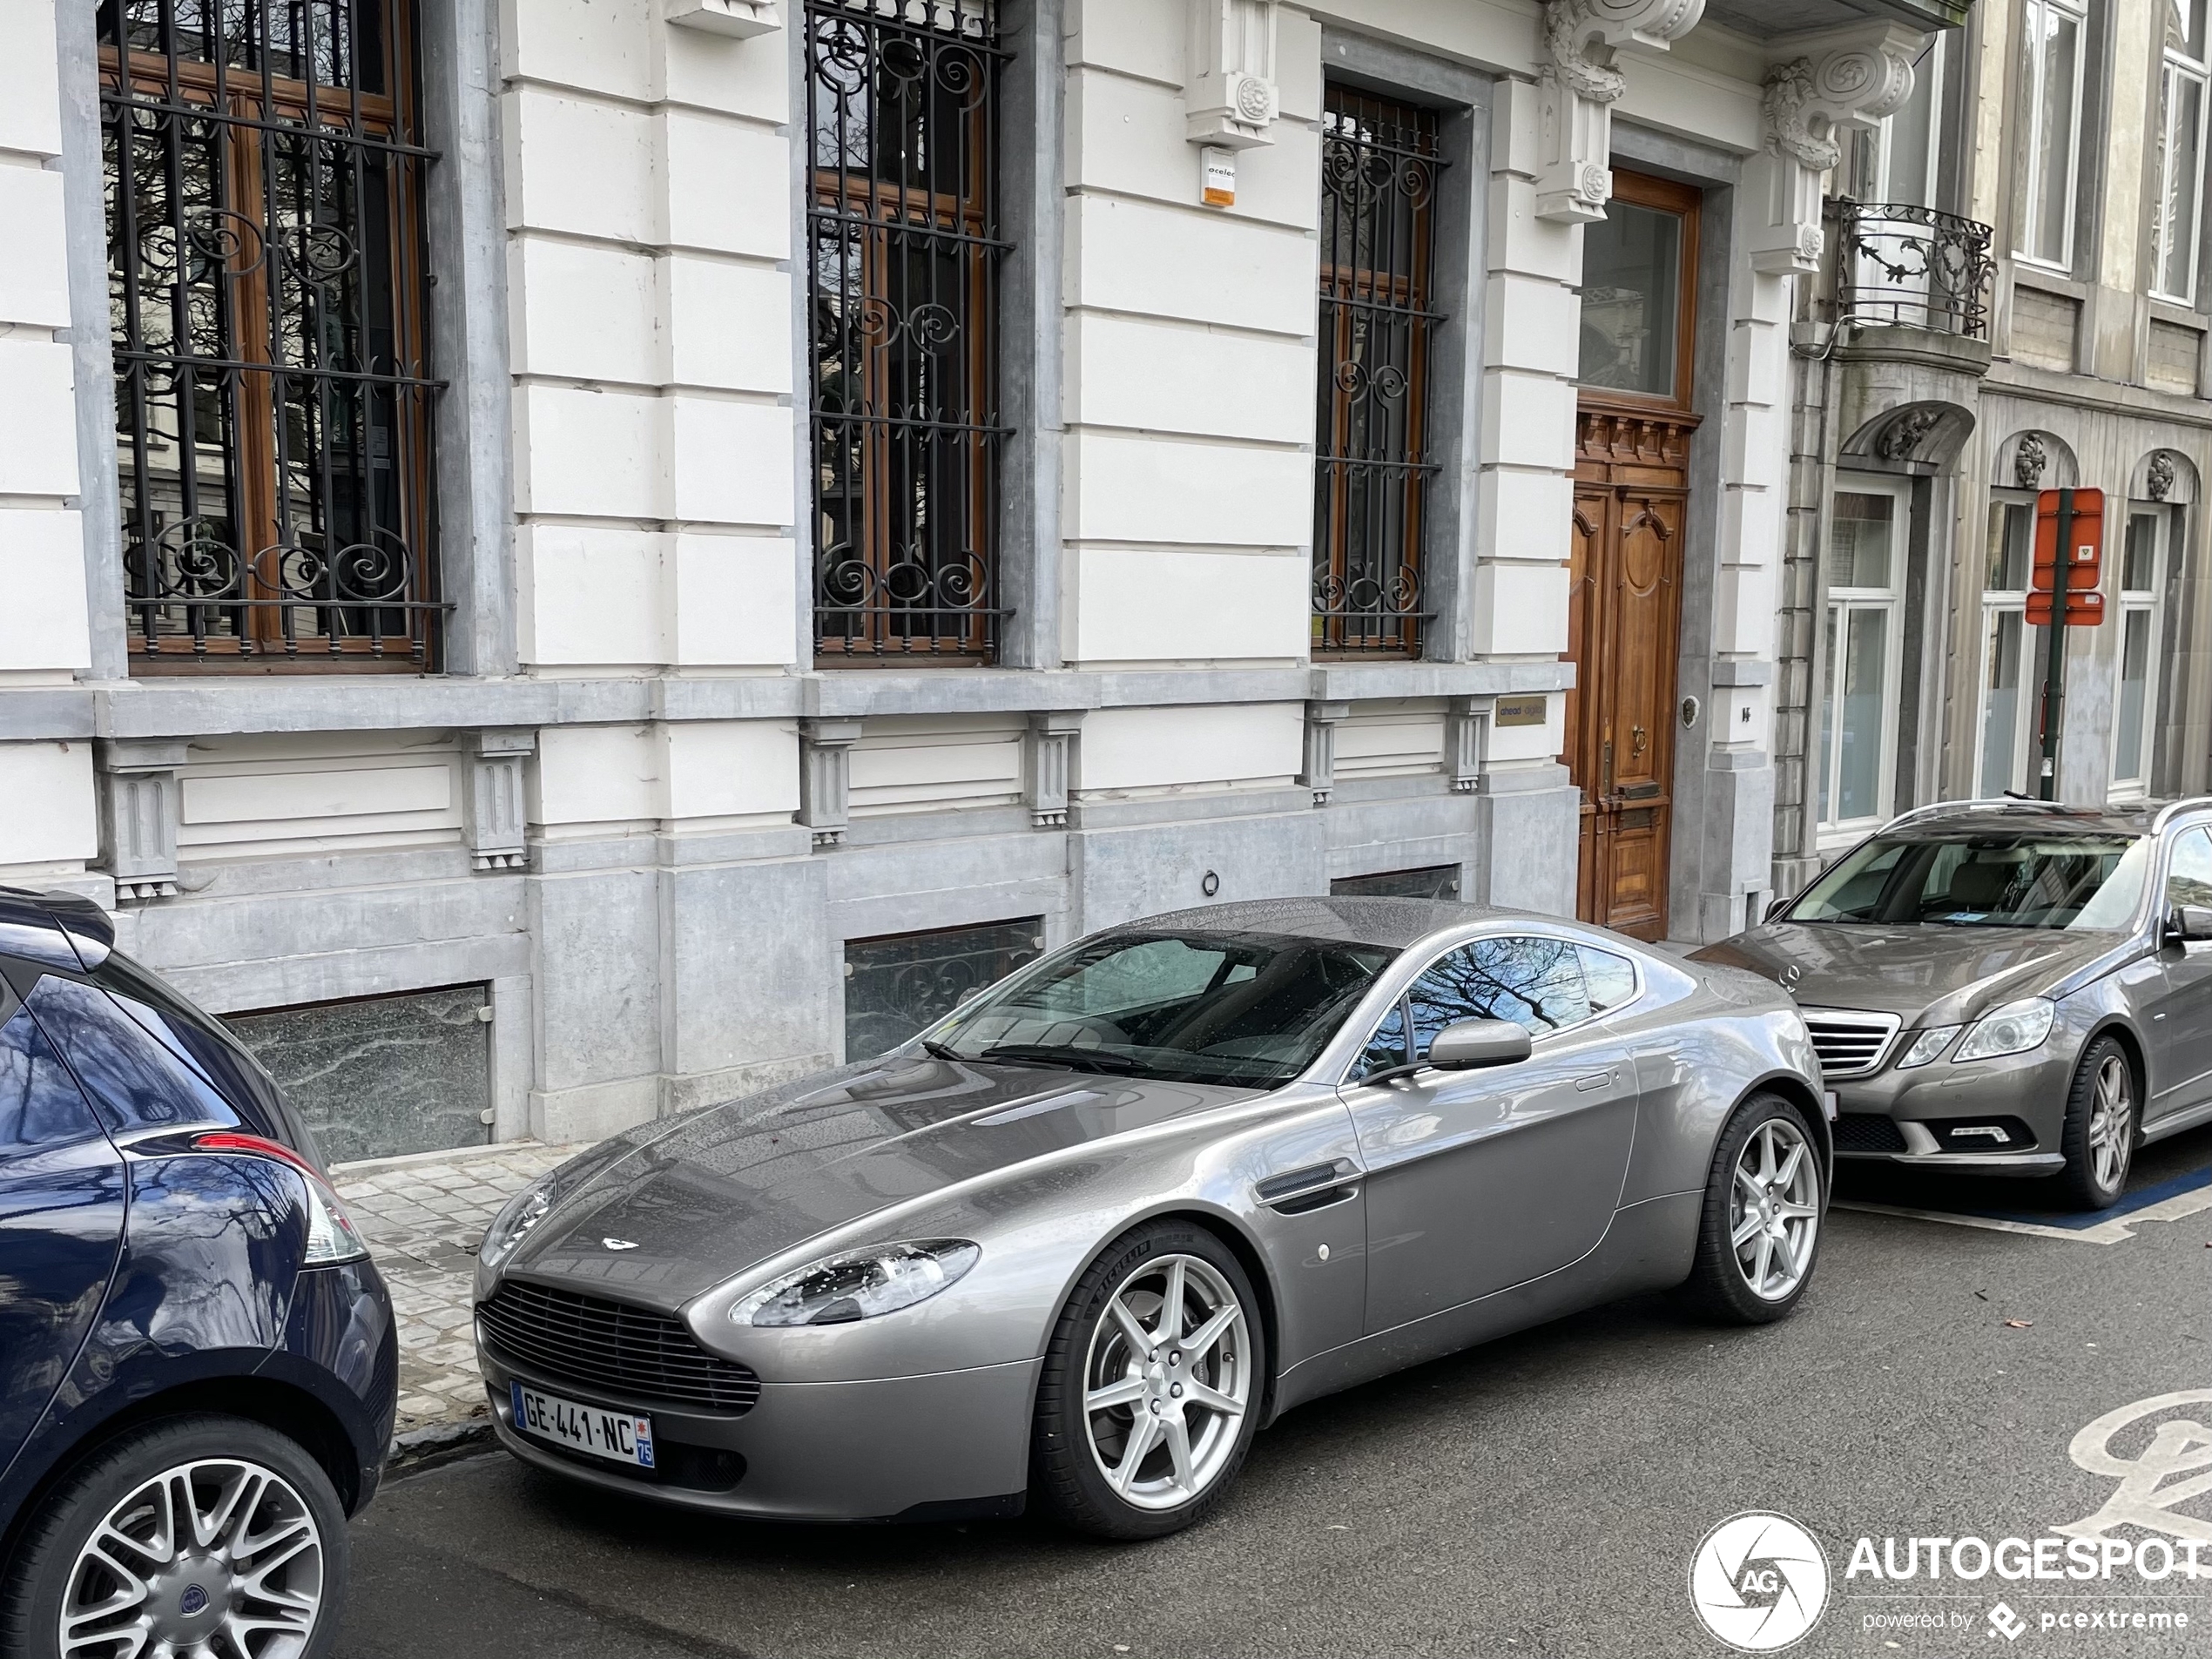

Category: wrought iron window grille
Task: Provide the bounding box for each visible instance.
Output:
[806,0,1013,664]
[100,0,446,671]
[1832,199,1995,340]
[1313,84,1444,660]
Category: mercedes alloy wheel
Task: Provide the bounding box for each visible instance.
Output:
[2060,1035,2135,1211]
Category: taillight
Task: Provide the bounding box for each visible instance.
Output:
[191,1130,369,1264]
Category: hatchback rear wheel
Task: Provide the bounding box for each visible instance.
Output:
[0,1413,346,1659]
[2058,1035,2135,1211]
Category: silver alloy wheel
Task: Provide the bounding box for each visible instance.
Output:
[2088,1052,2134,1194]
[59,1457,325,1659]
[1730,1116,1820,1302]
[1082,1252,1251,1511]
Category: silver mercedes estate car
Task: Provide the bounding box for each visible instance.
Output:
[1696,798,2212,1210]
[475,899,1824,1538]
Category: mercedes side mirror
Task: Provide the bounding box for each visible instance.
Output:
[2166,905,2212,945]
[1764,896,1791,924]
[1423,1018,1533,1071]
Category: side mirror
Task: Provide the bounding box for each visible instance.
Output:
[2167,905,2212,944]
[1764,897,1791,924]
[1424,1018,1534,1071]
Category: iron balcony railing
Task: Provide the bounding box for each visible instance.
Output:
[1833,199,1996,340]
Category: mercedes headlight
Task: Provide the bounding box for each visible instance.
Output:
[478,1177,557,1270]
[732,1240,981,1327]
[1895,1025,1962,1069]
[1952,998,2056,1062]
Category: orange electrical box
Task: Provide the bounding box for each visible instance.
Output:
[2026,487,2106,627]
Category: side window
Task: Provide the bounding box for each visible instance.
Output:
[2169,829,2212,909]
[0,1004,104,1152]
[1358,998,1409,1076]
[24,979,238,1136]
[1578,947,1639,1012]
[1406,935,1593,1049]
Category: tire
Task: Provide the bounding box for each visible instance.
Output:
[0,1413,348,1659]
[1682,1092,1825,1325]
[1031,1219,1266,1541]
[2057,1035,2136,1211]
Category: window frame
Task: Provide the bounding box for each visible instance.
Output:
[2014,0,2091,273]
[1342,927,1626,1082]
[1865,31,1946,209]
[1815,475,1911,843]
[2154,1,2212,304]
[1575,169,1702,413]
[803,0,1011,666]
[1312,82,1446,660]
[1974,489,2048,799]
[2111,503,2172,796]
[98,0,443,673]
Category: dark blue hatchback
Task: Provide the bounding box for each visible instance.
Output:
[0,887,395,1659]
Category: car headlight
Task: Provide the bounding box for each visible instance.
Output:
[1895,1025,1963,1069]
[731,1239,981,1327]
[1952,998,2056,1062]
[478,1177,556,1271]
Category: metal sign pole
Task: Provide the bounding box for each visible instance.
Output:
[2039,485,2074,801]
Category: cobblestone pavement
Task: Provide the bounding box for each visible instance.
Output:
[333,1140,590,1445]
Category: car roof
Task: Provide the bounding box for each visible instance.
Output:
[0,885,116,972]
[1123,896,1551,952]
[1877,805,2155,840]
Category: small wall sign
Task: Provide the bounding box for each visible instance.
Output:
[1494,696,1548,729]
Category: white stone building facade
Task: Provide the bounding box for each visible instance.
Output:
[1,0,1961,1159]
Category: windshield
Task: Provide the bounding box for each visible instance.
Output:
[926,929,1398,1088]
[1790,833,2151,931]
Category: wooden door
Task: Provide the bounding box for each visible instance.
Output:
[1567,408,1695,941]
[1565,167,1701,941]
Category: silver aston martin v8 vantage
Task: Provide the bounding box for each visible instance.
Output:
[474,898,1827,1538]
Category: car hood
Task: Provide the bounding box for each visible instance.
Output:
[498,1055,1264,1312]
[1691,923,2128,1024]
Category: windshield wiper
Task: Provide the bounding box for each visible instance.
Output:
[973,1042,1145,1076]
[918,1039,961,1060]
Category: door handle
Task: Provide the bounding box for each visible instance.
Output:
[1575,1069,1615,1092]
[1630,725,1648,757]
[1602,739,1614,792]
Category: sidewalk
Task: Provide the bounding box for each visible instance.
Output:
[333,1139,590,1453]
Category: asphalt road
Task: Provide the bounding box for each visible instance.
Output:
[335,1130,2212,1659]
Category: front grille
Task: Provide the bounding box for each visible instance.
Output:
[1803,1009,1904,1079]
[478,1281,760,1415]
[1833,1114,1909,1154]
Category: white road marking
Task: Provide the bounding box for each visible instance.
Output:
[2060,1391,2212,1547]
[1837,1175,2212,1244]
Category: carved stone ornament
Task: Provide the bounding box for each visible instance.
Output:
[1875,407,1942,462]
[2013,432,2049,489]
[1534,0,1706,224]
[1747,24,1923,276]
[2148,450,2179,501]
[1186,0,1280,151]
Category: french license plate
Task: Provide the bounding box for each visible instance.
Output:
[510,1382,656,1469]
